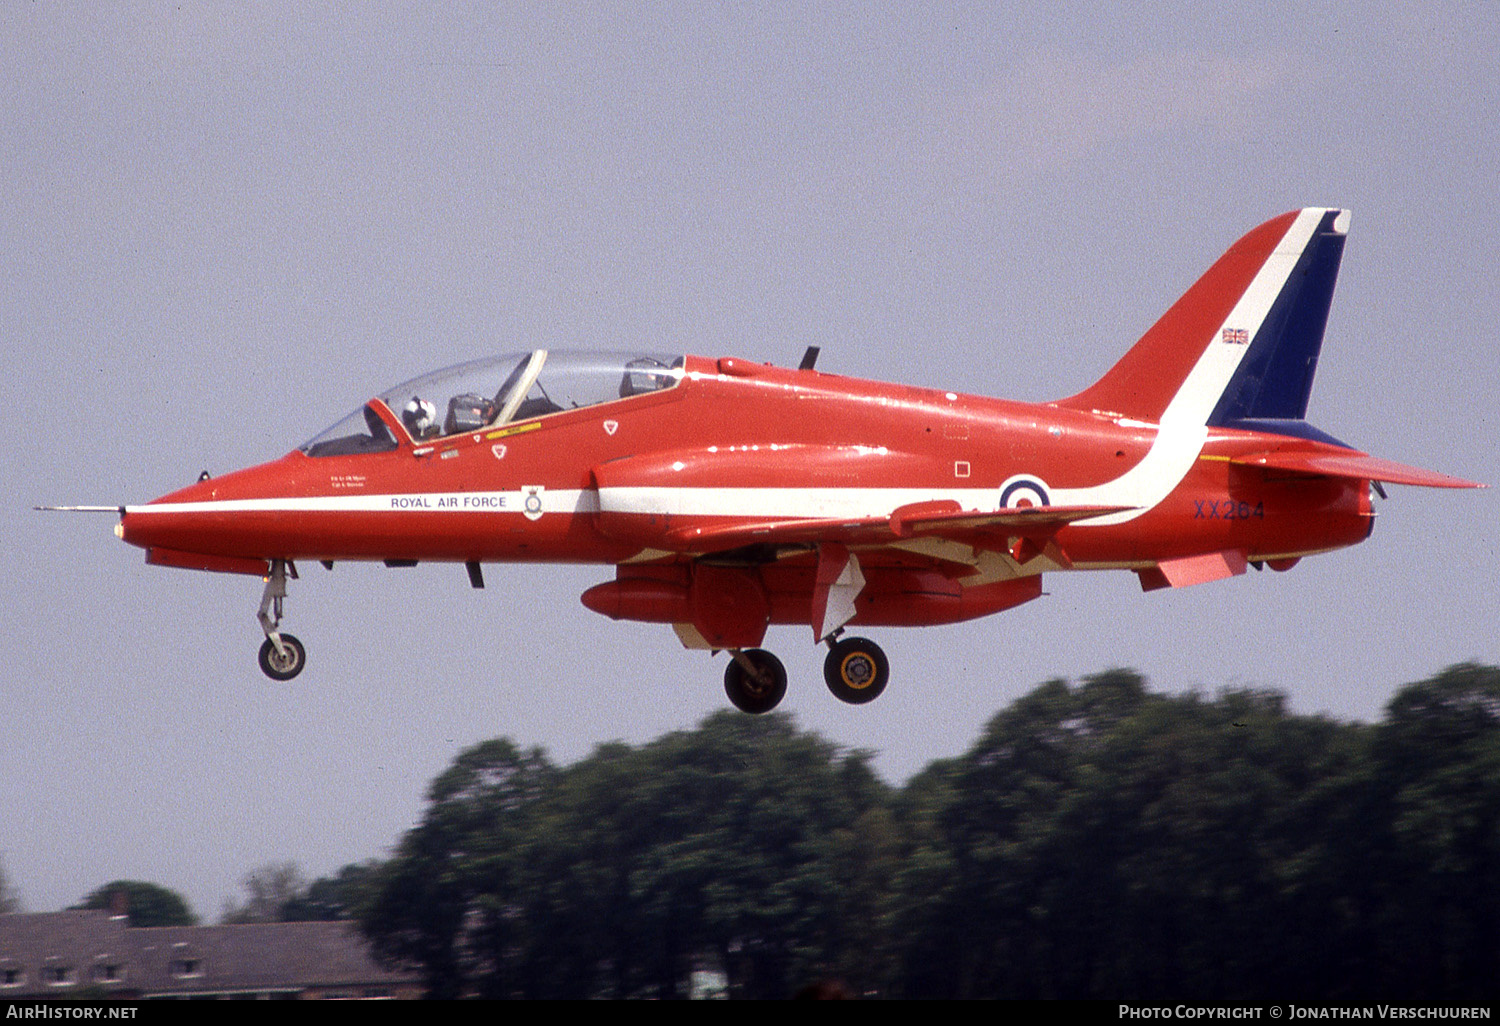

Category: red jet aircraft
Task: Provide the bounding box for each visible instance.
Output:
[50,208,1481,712]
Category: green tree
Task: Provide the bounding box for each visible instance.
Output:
[1369,663,1500,1000]
[893,674,1122,997]
[221,861,308,923]
[360,712,893,998]
[571,711,892,998]
[76,881,196,927]
[282,862,382,922]
[350,664,1500,999]
[1048,686,1348,1000]
[890,670,1361,999]
[0,857,21,914]
[360,739,556,999]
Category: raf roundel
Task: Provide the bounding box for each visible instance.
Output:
[998,475,1051,509]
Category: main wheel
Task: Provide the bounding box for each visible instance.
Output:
[723,649,788,714]
[823,636,889,704]
[258,634,306,681]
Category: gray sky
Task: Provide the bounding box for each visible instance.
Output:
[4,2,1496,922]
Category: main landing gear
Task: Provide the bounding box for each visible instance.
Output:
[822,635,890,705]
[721,635,890,714]
[256,558,306,681]
[723,649,788,714]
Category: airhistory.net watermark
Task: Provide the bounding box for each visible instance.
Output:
[5,1008,138,1020]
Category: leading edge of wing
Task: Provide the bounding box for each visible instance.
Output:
[1232,450,1484,489]
[663,501,1136,554]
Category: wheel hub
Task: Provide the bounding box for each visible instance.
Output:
[841,654,875,689]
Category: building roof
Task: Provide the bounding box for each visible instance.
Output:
[0,910,417,999]
[127,920,414,995]
[0,910,132,994]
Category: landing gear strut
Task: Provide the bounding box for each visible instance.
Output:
[723,649,788,714]
[256,559,306,681]
[823,635,889,705]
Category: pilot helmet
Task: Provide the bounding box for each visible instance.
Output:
[402,397,437,438]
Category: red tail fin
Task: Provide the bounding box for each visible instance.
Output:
[1057,209,1346,425]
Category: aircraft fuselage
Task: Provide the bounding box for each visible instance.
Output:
[119,353,1372,584]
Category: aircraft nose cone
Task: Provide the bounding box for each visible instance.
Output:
[116,505,159,551]
[117,473,234,553]
[115,452,311,571]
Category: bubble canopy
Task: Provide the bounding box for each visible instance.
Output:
[299,349,683,457]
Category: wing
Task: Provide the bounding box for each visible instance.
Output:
[660,500,1135,553]
[665,500,1136,642]
[589,453,1135,645]
[588,496,1133,645]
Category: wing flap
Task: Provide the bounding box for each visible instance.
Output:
[664,515,888,551]
[890,501,1135,535]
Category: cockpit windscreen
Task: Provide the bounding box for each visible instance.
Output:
[299,350,682,457]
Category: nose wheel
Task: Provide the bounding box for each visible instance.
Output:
[256,559,306,681]
[258,634,306,680]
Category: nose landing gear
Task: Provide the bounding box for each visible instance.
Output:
[256,559,306,681]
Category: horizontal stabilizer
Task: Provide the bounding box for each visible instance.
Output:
[1233,450,1483,489]
[663,502,1134,554]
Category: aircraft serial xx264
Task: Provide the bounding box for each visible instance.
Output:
[49,208,1481,713]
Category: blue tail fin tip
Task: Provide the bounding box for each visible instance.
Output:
[1208,208,1350,425]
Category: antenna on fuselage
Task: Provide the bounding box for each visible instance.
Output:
[798,346,820,371]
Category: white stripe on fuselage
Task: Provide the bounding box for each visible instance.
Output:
[1052,208,1328,525]
[126,491,597,516]
[132,487,997,520]
[596,486,1001,518]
